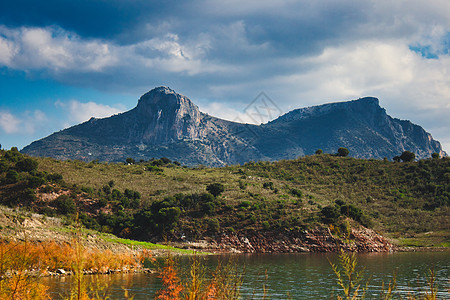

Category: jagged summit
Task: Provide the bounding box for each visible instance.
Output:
[21,88,445,166]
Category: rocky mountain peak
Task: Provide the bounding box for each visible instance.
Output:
[134,86,204,143]
[21,87,446,166]
[272,97,382,124]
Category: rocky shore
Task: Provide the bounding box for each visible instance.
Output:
[180,227,395,253]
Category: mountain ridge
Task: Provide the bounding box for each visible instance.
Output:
[21,87,446,166]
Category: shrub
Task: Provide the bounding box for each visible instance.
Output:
[47,173,63,183]
[262,220,270,230]
[315,149,323,155]
[53,195,76,215]
[290,188,303,198]
[147,165,163,172]
[335,199,345,206]
[157,207,181,226]
[237,200,251,208]
[15,158,38,172]
[124,189,140,200]
[5,170,20,184]
[160,157,172,164]
[400,151,415,162]
[321,205,340,223]
[0,160,8,172]
[22,188,37,203]
[111,189,122,200]
[26,175,46,188]
[337,147,349,157]
[340,204,363,222]
[263,181,274,189]
[98,198,108,207]
[102,185,111,195]
[201,202,216,215]
[207,218,220,233]
[206,183,225,197]
[4,148,22,162]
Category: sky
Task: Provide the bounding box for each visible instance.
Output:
[0,0,449,153]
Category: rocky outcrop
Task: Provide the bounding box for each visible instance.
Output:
[199,227,394,253]
[22,87,446,166]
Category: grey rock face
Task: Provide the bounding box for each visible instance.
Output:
[21,87,446,166]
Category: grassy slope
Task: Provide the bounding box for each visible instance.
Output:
[33,154,449,247]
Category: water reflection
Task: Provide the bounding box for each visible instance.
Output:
[43,251,449,299]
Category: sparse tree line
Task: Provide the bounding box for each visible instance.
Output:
[0,146,448,243]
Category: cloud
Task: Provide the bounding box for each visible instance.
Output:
[0,0,449,150]
[55,100,126,124]
[198,102,257,124]
[0,109,48,135]
[0,111,20,134]
[0,26,118,72]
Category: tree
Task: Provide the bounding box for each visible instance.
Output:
[431,152,439,159]
[125,157,135,164]
[393,156,401,162]
[400,151,415,162]
[16,158,38,172]
[315,149,323,155]
[206,183,225,197]
[54,195,76,215]
[321,205,340,223]
[337,147,349,157]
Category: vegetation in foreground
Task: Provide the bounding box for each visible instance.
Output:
[0,239,444,299]
[0,147,448,247]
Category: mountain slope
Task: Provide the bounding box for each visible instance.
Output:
[22,87,445,165]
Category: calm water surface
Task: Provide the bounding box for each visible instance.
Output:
[43,251,449,299]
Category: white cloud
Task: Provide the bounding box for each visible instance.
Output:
[0,109,48,135]
[0,25,226,77]
[0,1,449,150]
[198,102,257,124]
[0,26,118,72]
[55,100,126,123]
[0,111,20,134]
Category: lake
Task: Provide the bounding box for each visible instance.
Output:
[43,251,449,299]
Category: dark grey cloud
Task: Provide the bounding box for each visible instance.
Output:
[0,0,449,150]
[0,0,183,42]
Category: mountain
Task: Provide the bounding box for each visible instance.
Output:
[21,87,446,166]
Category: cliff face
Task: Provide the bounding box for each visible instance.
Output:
[21,87,446,166]
[134,87,205,143]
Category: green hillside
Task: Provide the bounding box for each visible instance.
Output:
[0,147,448,247]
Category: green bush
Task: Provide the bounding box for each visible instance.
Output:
[201,201,216,215]
[290,188,303,198]
[26,175,46,188]
[53,195,76,215]
[5,170,20,184]
[400,150,415,162]
[207,218,220,233]
[4,149,22,163]
[321,205,340,223]
[147,165,163,172]
[237,200,251,208]
[263,182,274,189]
[16,158,38,172]
[47,173,63,183]
[340,204,363,222]
[0,160,8,172]
[206,183,225,197]
[337,147,349,157]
